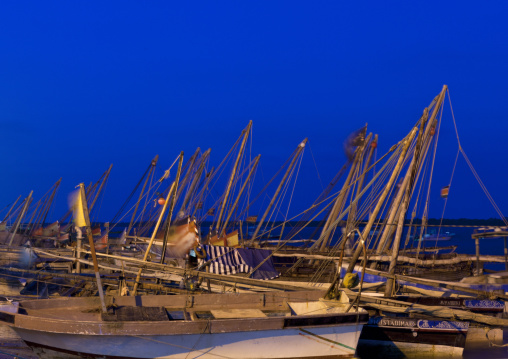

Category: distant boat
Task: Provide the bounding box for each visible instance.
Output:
[414,231,455,242]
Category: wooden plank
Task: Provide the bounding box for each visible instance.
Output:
[34,248,311,292]
[210,317,284,333]
[211,309,266,319]
[360,267,508,300]
[102,306,169,322]
[329,291,508,327]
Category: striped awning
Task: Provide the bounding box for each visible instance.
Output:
[198,245,279,280]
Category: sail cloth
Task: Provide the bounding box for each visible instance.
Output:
[95,232,108,251]
[33,222,60,237]
[43,221,60,237]
[68,189,87,227]
[199,245,279,280]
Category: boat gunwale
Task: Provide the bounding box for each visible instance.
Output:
[2,308,367,336]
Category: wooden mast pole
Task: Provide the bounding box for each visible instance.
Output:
[384,111,429,296]
[30,179,61,234]
[317,134,372,252]
[303,143,403,264]
[370,110,429,265]
[370,92,445,269]
[39,178,62,229]
[132,181,175,295]
[180,148,211,213]
[345,134,377,248]
[249,138,307,244]
[160,152,184,263]
[215,121,252,233]
[414,85,448,259]
[127,155,158,236]
[191,167,215,217]
[345,128,417,276]
[221,155,261,237]
[8,191,33,246]
[25,199,41,236]
[312,148,361,251]
[2,195,22,223]
[174,148,200,205]
[88,164,113,213]
[76,183,107,313]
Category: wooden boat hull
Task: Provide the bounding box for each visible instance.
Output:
[356,317,468,358]
[0,292,367,359]
[17,325,363,358]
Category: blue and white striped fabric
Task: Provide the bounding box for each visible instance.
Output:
[198,245,279,280]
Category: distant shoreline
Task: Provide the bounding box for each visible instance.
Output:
[100,218,508,227]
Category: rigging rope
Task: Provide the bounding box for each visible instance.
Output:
[110,161,154,224]
[447,89,508,226]
[308,143,324,191]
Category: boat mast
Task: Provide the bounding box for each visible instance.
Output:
[249,138,307,244]
[75,183,107,313]
[8,191,33,246]
[370,111,430,263]
[29,178,62,235]
[384,111,429,296]
[370,104,438,269]
[132,181,176,295]
[25,198,42,235]
[88,164,113,213]
[315,133,371,252]
[160,152,184,263]
[127,155,158,236]
[180,148,211,213]
[191,166,215,218]
[220,154,261,237]
[215,121,252,232]
[1,195,21,223]
[344,128,417,277]
[174,147,201,205]
[39,178,61,228]
[414,85,448,260]
[345,134,377,249]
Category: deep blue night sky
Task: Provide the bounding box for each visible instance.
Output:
[1,1,507,222]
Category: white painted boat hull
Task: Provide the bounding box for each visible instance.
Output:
[16,324,363,358]
[0,291,367,358]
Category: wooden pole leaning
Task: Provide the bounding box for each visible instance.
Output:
[127,155,158,236]
[216,121,252,233]
[8,191,33,247]
[132,182,175,296]
[221,155,261,238]
[345,127,417,277]
[160,152,184,263]
[2,195,21,223]
[249,138,307,244]
[76,183,108,313]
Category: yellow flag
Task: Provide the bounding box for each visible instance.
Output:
[69,189,87,227]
